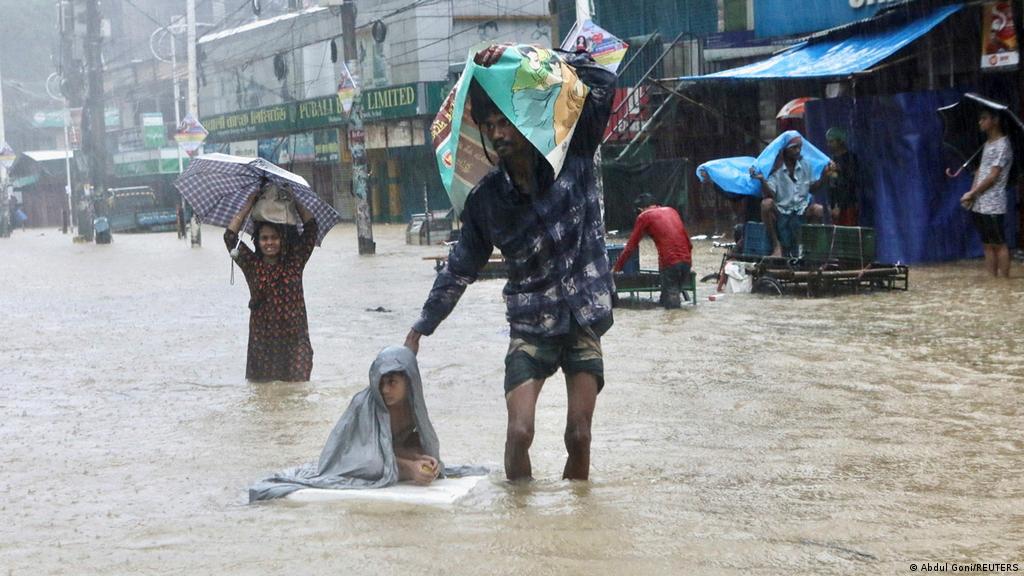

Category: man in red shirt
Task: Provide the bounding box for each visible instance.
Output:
[612,194,693,308]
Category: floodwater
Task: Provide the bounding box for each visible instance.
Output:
[1,224,1021,575]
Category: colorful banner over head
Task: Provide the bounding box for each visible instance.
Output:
[560,20,628,74]
[175,113,209,157]
[337,62,359,114]
[431,44,590,213]
[981,1,1019,69]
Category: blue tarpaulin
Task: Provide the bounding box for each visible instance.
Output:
[803,90,1016,265]
[696,130,831,197]
[677,4,962,80]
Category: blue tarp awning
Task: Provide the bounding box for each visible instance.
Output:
[678,4,962,80]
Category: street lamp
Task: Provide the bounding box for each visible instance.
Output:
[45,72,76,235]
[150,14,214,245]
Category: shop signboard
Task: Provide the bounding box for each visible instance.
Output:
[258,136,289,164]
[31,110,66,128]
[203,82,449,143]
[754,0,890,38]
[981,1,1019,69]
[112,148,191,177]
[203,103,294,141]
[291,132,316,162]
[362,83,419,121]
[229,140,259,158]
[142,112,165,148]
[297,95,347,130]
[314,129,339,163]
[105,107,121,131]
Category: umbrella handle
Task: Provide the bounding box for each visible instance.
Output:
[945,145,985,179]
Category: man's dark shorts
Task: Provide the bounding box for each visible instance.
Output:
[659,261,692,309]
[504,317,609,395]
[971,212,1006,245]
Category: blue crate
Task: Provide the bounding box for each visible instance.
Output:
[606,244,640,275]
[742,221,772,256]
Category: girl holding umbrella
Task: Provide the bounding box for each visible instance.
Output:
[225,182,318,382]
[959,108,1014,278]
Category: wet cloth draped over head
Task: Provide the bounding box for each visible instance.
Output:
[696,130,831,197]
[248,346,442,502]
[430,44,590,213]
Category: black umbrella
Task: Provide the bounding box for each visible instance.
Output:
[938,92,1024,178]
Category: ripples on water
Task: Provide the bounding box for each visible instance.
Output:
[0,228,1021,574]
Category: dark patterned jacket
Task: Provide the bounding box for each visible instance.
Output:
[413,55,615,339]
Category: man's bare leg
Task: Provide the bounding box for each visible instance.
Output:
[984,244,997,276]
[805,203,824,223]
[505,379,544,481]
[563,372,599,480]
[996,244,1011,277]
[761,198,782,257]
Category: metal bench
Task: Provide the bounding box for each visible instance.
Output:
[615,269,697,306]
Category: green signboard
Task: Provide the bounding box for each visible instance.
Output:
[142,113,165,149]
[202,82,447,141]
[203,104,295,141]
[113,148,190,177]
[361,83,419,121]
[295,96,346,131]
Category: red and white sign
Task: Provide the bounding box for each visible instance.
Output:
[981,2,1019,69]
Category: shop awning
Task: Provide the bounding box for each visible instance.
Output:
[677,3,962,80]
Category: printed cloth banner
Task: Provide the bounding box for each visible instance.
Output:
[560,20,629,74]
[431,44,590,213]
[0,142,16,169]
[696,130,831,197]
[175,113,209,157]
[981,1,1019,69]
[337,62,359,114]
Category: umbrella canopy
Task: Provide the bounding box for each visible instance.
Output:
[173,153,341,245]
[938,92,1024,178]
[776,97,818,119]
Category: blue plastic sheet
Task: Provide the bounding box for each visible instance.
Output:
[677,4,962,80]
[803,90,1016,264]
[696,131,831,197]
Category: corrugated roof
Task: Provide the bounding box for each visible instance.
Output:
[25,150,75,162]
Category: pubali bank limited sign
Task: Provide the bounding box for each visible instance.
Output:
[755,0,895,38]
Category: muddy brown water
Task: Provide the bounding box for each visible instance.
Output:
[1,225,1021,574]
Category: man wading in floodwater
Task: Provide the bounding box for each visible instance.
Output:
[404,44,616,481]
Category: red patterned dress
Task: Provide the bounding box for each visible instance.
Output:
[224,220,318,382]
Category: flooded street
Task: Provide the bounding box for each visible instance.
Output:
[1,224,1021,575]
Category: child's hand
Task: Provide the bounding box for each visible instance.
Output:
[411,456,439,485]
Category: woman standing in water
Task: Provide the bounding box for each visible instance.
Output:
[225,183,318,382]
[961,108,1013,278]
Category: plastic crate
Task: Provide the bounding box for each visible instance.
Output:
[742,221,773,256]
[606,244,640,275]
[801,225,876,264]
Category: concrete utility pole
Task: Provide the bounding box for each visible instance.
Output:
[0,57,10,238]
[186,0,201,246]
[341,0,375,255]
[84,0,108,242]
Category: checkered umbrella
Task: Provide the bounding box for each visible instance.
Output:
[173,153,341,245]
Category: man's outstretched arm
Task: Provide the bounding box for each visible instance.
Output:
[406,200,493,354]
